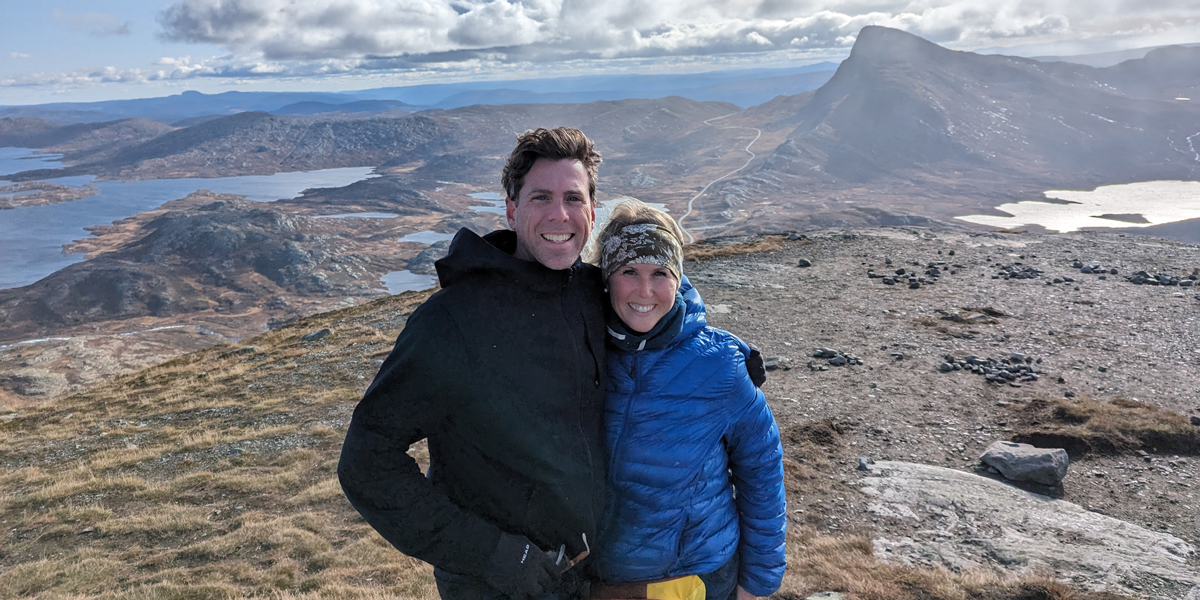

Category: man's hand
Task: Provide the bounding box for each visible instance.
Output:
[736,585,757,600]
[482,532,561,599]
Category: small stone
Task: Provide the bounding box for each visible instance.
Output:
[796,258,812,268]
[813,348,838,359]
[885,258,893,265]
[1065,391,1076,398]
[939,362,954,372]
[302,328,331,342]
[908,281,921,289]
[1191,416,1200,426]
[1098,366,1107,373]
[857,457,873,471]
[828,355,848,367]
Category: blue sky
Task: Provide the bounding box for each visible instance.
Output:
[3,1,1200,105]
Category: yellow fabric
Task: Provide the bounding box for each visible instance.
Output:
[646,575,705,600]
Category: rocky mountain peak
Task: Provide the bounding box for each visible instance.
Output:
[846,26,954,66]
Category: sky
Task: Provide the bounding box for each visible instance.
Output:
[2,0,1199,105]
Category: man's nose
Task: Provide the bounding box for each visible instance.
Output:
[546,197,570,220]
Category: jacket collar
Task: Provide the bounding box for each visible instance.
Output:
[434,228,584,294]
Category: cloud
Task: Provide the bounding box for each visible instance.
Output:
[155,0,1200,65]
[8,52,32,59]
[53,9,133,37]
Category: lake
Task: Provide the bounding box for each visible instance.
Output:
[0,148,375,289]
[956,181,1200,234]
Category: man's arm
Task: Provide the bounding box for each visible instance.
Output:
[338,302,503,576]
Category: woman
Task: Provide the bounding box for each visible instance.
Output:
[590,200,786,600]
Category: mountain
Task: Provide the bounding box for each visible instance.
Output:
[699,26,1200,233]
[3,96,742,182]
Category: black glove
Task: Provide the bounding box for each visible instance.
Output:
[746,343,767,388]
[482,532,561,599]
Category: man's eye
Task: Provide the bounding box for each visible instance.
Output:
[568,196,584,203]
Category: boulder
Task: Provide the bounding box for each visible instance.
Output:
[980,441,1068,486]
[857,461,1200,597]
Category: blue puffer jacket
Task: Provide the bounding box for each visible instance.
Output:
[595,280,786,597]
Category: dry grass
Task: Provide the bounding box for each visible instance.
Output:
[0,284,1131,600]
[684,235,787,260]
[1014,397,1200,458]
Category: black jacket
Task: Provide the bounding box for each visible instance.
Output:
[338,228,608,578]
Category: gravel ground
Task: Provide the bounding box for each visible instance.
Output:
[690,227,1200,585]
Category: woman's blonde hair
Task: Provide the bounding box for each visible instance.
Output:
[589,198,685,265]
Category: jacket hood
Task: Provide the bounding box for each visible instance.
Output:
[435,228,586,293]
[677,276,707,341]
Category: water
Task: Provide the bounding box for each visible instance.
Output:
[380,269,438,294]
[312,212,397,219]
[468,191,507,215]
[956,181,1200,233]
[0,160,375,289]
[0,148,65,182]
[400,231,456,244]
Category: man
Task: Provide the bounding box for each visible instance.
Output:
[339,127,606,600]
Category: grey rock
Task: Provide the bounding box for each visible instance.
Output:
[796,258,812,268]
[813,348,839,359]
[939,362,953,372]
[828,355,848,366]
[858,461,1199,596]
[1191,416,1200,426]
[857,457,873,471]
[804,593,846,600]
[981,441,1069,486]
[302,328,331,342]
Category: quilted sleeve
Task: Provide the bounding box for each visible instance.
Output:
[722,345,787,596]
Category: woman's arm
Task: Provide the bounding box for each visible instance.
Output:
[723,357,787,597]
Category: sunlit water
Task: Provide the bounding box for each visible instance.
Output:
[956,181,1200,233]
[0,148,375,289]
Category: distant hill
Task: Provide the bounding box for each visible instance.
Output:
[1030,42,1200,68]
[2,97,742,181]
[0,64,838,125]
[270,100,419,116]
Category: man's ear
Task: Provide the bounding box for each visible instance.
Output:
[505,196,517,229]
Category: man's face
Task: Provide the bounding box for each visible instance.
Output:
[506,158,596,270]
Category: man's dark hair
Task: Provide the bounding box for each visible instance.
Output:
[502,127,602,204]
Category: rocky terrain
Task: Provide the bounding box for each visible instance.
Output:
[2,227,1198,600]
[690,227,1200,599]
[0,181,97,209]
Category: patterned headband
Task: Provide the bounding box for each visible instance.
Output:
[600,223,683,283]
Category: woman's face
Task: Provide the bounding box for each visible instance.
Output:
[608,262,678,334]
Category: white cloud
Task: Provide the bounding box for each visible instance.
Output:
[155,0,1200,65]
[8,52,32,59]
[53,9,133,37]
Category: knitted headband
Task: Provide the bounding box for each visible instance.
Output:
[600,223,683,283]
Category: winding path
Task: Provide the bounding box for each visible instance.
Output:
[677,114,763,243]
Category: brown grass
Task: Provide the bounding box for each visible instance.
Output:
[1013,397,1200,458]
[0,287,1131,600]
[684,235,787,260]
